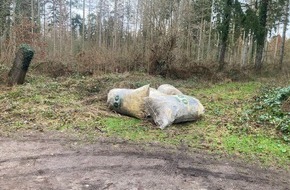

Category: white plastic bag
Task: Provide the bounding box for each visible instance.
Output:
[145,94,204,129]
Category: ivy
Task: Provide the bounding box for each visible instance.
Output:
[245,86,290,142]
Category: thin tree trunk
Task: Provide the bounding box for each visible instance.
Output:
[247,32,253,65]
[187,0,191,58]
[82,0,86,50]
[241,31,248,66]
[43,0,46,41]
[10,0,17,57]
[198,0,204,61]
[237,35,241,65]
[264,40,268,63]
[135,0,139,38]
[207,0,214,60]
[120,0,125,52]
[31,0,34,39]
[37,0,40,32]
[274,24,280,61]
[197,20,203,61]
[70,0,73,54]
[279,0,289,70]
[53,0,56,57]
[201,20,206,60]
[98,0,103,48]
[219,43,227,68]
[59,0,63,57]
[216,32,220,61]
[113,0,118,49]
[88,0,91,41]
[230,22,235,65]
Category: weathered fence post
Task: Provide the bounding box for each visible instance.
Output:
[8,44,34,86]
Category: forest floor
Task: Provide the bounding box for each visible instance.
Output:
[0,70,289,189]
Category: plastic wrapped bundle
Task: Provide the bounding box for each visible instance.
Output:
[145,94,204,129]
[107,84,150,119]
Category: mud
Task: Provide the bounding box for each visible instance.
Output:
[0,132,289,190]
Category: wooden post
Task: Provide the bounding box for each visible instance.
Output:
[8,44,34,86]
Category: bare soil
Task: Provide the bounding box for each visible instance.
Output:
[0,132,289,190]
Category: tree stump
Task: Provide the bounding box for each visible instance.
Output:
[8,44,34,86]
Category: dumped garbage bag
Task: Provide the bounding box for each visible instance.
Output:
[107,84,204,129]
[107,84,150,119]
[145,94,204,129]
[157,84,183,95]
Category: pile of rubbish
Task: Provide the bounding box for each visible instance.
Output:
[107,84,204,129]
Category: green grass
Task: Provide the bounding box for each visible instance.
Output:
[222,134,290,166]
[0,74,289,169]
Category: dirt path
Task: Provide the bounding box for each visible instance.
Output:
[0,132,289,190]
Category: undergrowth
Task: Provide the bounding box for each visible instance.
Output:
[241,86,290,142]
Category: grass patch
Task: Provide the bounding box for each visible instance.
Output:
[100,117,145,140]
[99,117,180,145]
[222,134,290,166]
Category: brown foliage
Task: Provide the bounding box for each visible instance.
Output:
[149,35,176,77]
[168,65,213,80]
[0,18,47,68]
[73,45,145,75]
[31,61,71,78]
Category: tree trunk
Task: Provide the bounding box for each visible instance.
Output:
[8,44,34,86]
[43,0,46,41]
[31,0,34,38]
[255,43,264,71]
[98,0,103,48]
[53,0,56,57]
[218,0,232,70]
[37,0,40,32]
[88,0,91,41]
[241,31,248,66]
[70,0,73,54]
[113,0,118,50]
[82,0,86,50]
[219,42,227,69]
[274,24,280,61]
[207,4,213,60]
[197,19,203,61]
[279,0,289,70]
[254,0,269,73]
